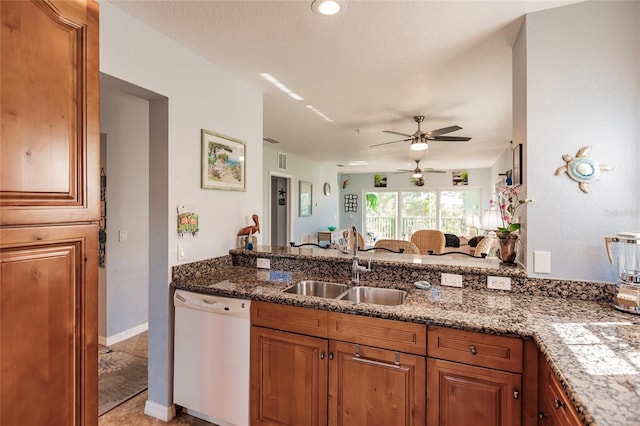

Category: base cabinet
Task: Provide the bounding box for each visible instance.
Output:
[427,358,522,426]
[329,340,426,426]
[427,326,525,426]
[250,326,328,426]
[250,301,426,426]
[538,355,582,426]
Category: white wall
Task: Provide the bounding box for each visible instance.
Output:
[520,1,640,282]
[101,1,263,416]
[263,145,340,244]
[100,88,150,340]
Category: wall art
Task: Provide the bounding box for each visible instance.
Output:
[201,129,246,191]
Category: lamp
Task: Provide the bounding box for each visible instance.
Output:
[465,215,480,237]
[481,210,502,232]
[410,136,428,151]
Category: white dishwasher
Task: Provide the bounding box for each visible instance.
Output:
[173,289,250,426]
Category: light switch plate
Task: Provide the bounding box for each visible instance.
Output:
[441,273,463,288]
[257,258,271,269]
[534,251,551,274]
[177,243,186,261]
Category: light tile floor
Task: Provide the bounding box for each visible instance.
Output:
[99,331,215,425]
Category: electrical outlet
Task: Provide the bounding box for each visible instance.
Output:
[487,276,511,291]
[119,229,127,242]
[257,258,271,269]
[177,243,186,261]
[441,273,463,288]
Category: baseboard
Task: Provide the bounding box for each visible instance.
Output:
[99,321,149,347]
[144,399,176,421]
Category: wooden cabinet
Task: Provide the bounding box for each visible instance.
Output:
[427,326,524,426]
[250,301,426,426]
[250,326,328,426]
[329,340,425,426]
[1,1,99,424]
[0,224,98,425]
[538,355,582,426]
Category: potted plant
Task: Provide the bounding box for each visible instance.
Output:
[490,186,533,264]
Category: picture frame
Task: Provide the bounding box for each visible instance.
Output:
[299,180,312,217]
[201,129,246,191]
[513,143,523,186]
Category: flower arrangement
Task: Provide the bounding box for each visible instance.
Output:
[490,185,533,236]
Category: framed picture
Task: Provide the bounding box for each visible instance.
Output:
[201,129,246,191]
[299,180,312,217]
[513,143,523,186]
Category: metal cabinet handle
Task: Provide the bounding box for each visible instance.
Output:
[329,352,334,360]
[470,345,477,355]
[351,356,401,369]
[554,398,566,409]
[538,411,548,420]
[513,389,519,400]
[320,351,325,359]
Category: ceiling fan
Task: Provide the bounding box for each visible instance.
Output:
[394,160,446,178]
[371,115,471,151]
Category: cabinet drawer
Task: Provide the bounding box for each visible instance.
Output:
[428,326,522,373]
[251,301,328,338]
[328,312,426,355]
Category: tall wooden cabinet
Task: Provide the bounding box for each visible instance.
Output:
[1,1,100,425]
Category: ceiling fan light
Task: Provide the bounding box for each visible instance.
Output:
[412,172,423,178]
[311,0,344,16]
[410,141,428,151]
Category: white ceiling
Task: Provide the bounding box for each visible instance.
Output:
[109,0,576,174]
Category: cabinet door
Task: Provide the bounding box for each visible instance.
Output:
[0,224,98,426]
[0,0,99,226]
[538,355,582,426]
[427,358,521,426]
[251,326,328,426]
[329,340,426,426]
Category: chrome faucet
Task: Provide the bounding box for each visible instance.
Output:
[348,224,371,284]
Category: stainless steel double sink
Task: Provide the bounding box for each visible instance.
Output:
[282,280,407,306]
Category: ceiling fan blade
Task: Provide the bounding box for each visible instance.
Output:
[383,130,413,137]
[370,138,411,147]
[423,168,446,174]
[432,135,471,142]
[426,125,462,137]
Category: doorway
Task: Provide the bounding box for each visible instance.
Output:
[270,174,292,247]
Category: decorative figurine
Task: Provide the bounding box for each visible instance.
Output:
[554,146,613,194]
[237,214,260,236]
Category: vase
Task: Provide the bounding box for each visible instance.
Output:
[498,233,518,265]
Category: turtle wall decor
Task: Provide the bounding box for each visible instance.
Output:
[554,146,613,194]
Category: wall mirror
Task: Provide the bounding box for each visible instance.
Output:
[299,180,312,217]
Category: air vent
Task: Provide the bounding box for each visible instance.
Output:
[277,152,287,170]
[263,137,280,144]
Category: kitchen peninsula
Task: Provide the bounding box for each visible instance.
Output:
[172,247,640,426]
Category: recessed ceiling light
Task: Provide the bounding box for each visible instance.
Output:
[311,0,345,16]
[259,73,304,101]
[348,160,368,166]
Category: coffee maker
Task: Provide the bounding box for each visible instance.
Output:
[605,232,640,314]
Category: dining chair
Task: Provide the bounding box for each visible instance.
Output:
[410,230,446,255]
[374,239,420,255]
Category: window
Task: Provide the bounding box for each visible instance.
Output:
[364,188,480,240]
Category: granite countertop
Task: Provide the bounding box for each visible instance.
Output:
[172,265,640,426]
